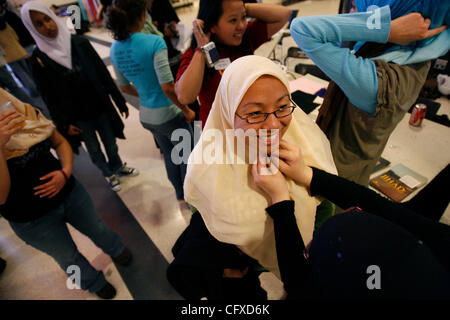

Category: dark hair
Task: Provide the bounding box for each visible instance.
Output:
[190,0,243,49]
[106,0,147,41]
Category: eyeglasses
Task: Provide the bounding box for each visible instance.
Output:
[235,97,298,124]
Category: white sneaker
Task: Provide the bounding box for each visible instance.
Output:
[117,163,139,177]
[108,174,121,192]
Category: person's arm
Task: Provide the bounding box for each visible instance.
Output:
[155,49,195,122]
[278,140,450,271]
[266,200,317,298]
[0,111,25,204]
[290,7,391,113]
[290,6,446,114]
[33,129,73,199]
[83,37,129,117]
[30,54,72,132]
[50,129,73,180]
[175,19,208,106]
[244,2,291,38]
[112,63,140,97]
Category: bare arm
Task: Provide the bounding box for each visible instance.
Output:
[245,3,292,38]
[175,49,207,105]
[0,111,25,204]
[119,84,139,97]
[33,129,73,199]
[50,129,73,179]
[162,82,195,123]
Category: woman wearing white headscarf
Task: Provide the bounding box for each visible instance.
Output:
[20,0,137,192]
[168,55,337,299]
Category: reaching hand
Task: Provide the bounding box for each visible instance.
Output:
[193,19,211,48]
[277,140,313,188]
[389,13,447,46]
[34,170,67,198]
[252,156,290,204]
[0,111,25,150]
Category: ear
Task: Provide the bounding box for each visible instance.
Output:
[210,24,217,35]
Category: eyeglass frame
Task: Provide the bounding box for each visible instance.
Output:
[235,97,299,124]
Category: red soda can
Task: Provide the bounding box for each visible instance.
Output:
[409,103,426,127]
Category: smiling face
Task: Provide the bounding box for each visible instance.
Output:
[30,10,58,39]
[234,75,292,155]
[211,0,247,46]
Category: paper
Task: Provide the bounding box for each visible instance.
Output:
[400,174,421,189]
[289,76,327,95]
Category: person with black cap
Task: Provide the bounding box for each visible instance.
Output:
[252,140,450,299]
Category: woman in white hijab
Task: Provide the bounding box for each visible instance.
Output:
[168,55,337,299]
[20,0,137,191]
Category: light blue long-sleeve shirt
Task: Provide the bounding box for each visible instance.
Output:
[290,6,392,114]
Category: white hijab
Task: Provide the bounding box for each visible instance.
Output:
[21,0,72,69]
[184,55,337,278]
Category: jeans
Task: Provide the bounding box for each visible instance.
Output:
[9,179,125,293]
[7,59,39,97]
[0,66,34,104]
[141,112,193,200]
[75,113,123,177]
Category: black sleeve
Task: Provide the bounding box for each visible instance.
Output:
[81,36,128,114]
[310,167,450,271]
[29,54,71,132]
[266,200,317,298]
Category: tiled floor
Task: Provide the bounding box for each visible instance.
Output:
[0,0,449,300]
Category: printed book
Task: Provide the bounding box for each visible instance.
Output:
[370,164,428,202]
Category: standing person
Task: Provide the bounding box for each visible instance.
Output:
[175,0,291,127]
[168,56,337,299]
[0,88,132,299]
[106,0,195,200]
[254,142,450,299]
[290,0,449,185]
[0,45,33,104]
[0,6,38,98]
[21,0,138,192]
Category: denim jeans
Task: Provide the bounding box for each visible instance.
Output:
[75,113,123,177]
[9,179,125,293]
[7,60,39,97]
[0,66,34,104]
[141,112,193,200]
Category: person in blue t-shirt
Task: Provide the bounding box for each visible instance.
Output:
[106,0,195,200]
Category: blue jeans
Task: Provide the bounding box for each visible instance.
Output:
[141,113,193,200]
[75,113,123,177]
[0,66,34,104]
[7,60,39,97]
[9,179,125,293]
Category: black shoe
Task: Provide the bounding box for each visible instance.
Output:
[95,282,116,299]
[0,257,6,276]
[112,247,132,266]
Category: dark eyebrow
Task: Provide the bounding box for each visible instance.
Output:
[240,94,289,110]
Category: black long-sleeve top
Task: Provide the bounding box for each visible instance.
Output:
[266,167,450,299]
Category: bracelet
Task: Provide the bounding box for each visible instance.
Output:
[60,169,69,183]
[195,47,202,53]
